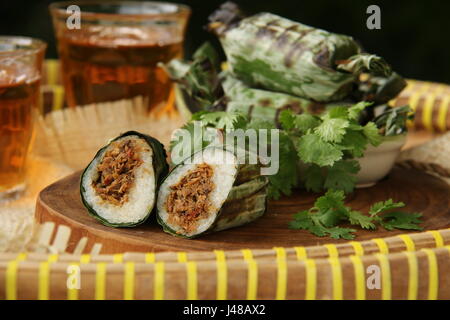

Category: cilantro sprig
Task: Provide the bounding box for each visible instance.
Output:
[279,102,383,193]
[170,101,408,198]
[288,190,423,239]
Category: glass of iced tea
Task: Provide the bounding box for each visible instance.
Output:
[0,36,46,201]
[50,1,190,111]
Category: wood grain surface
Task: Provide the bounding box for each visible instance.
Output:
[35,166,450,253]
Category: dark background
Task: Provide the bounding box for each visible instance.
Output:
[1,0,449,83]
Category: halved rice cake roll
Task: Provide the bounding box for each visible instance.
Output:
[157,147,268,238]
[80,131,169,227]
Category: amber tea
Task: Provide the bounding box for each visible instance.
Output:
[58,36,183,109]
[50,1,190,111]
[0,37,45,200]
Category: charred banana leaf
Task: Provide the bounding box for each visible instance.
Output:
[80,131,169,227]
[223,75,329,124]
[156,147,268,238]
[208,2,401,103]
[160,42,224,113]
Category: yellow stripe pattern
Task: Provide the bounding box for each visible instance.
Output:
[404,252,418,300]
[214,250,227,300]
[53,86,65,111]
[46,59,59,86]
[324,244,339,258]
[145,253,156,263]
[423,94,436,131]
[177,252,188,263]
[154,262,165,300]
[124,262,135,300]
[373,238,389,254]
[6,261,19,300]
[398,234,416,251]
[16,253,27,261]
[304,259,316,300]
[274,247,287,300]
[113,254,123,263]
[38,262,51,300]
[95,263,106,300]
[328,257,343,300]
[294,246,307,260]
[241,249,258,300]
[375,254,391,300]
[438,96,449,132]
[186,262,198,300]
[349,255,365,300]
[422,249,438,300]
[38,254,58,300]
[428,230,444,248]
[349,241,364,256]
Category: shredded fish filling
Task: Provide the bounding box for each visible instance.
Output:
[93,139,143,206]
[166,164,215,233]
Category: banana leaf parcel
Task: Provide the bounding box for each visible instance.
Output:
[157,147,268,238]
[80,131,169,227]
[208,2,405,103]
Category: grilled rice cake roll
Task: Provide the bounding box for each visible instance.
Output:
[80,131,169,227]
[156,147,268,238]
[208,3,396,103]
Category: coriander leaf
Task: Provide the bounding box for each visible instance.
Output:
[325,106,349,119]
[348,101,372,120]
[323,160,360,194]
[298,134,343,167]
[348,210,376,229]
[363,122,383,146]
[327,227,357,240]
[288,211,314,229]
[294,114,320,132]
[369,199,405,217]
[200,111,247,129]
[317,208,346,227]
[380,212,423,231]
[339,130,369,158]
[278,109,296,130]
[267,132,298,199]
[303,164,325,193]
[313,190,348,227]
[314,118,349,143]
[314,189,346,212]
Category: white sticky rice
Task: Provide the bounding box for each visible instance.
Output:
[82,135,156,225]
[157,148,238,237]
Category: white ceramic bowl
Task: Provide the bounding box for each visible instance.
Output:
[356,134,407,188]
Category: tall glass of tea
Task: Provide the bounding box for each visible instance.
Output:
[0,37,46,201]
[50,1,190,111]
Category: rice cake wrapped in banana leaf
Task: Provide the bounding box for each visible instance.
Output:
[80,131,169,227]
[208,2,401,103]
[223,75,328,124]
[156,147,268,238]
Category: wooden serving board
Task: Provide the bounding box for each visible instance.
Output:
[35,167,450,253]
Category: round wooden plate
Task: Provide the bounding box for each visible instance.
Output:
[35,167,450,253]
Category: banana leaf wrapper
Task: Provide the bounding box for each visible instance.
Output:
[160,42,225,113]
[80,131,169,227]
[156,147,268,238]
[208,4,400,102]
[223,75,329,124]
